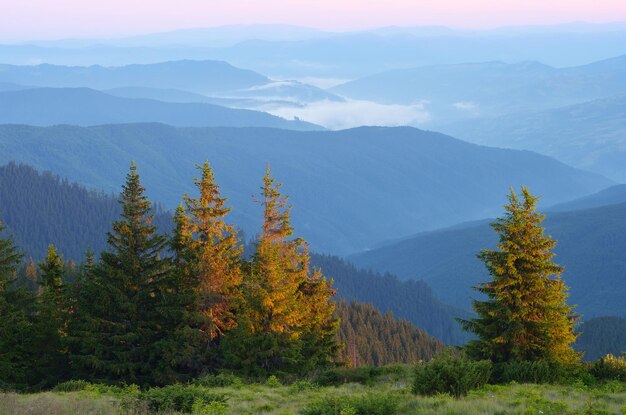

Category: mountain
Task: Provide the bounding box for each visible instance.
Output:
[0,87,320,130]
[0,162,463,344]
[350,202,626,319]
[335,300,446,366]
[549,185,626,212]
[0,162,172,261]
[0,124,612,254]
[0,61,343,107]
[5,28,626,79]
[0,60,268,94]
[439,94,626,181]
[575,317,626,361]
[332,55,626,125]
[313,255,468,345]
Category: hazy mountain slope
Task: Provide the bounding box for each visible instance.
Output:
[350,202,626,318]
[0,60,268,94]
[5,27,626,78]
[0,87,320,130]
[0,124,612,253]
[549,185,626,212]
[440,94,626,181]
[332,55,626,124]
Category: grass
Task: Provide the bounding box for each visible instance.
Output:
[0,368,625,415]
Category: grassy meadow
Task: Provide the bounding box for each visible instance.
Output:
[1,366,625,415]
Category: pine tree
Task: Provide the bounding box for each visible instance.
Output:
[182,162,243,342]
[0,220,35,390]
[460,187,579,364]
[70,162,175,385]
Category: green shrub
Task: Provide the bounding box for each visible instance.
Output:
[289,379,315,392]
[194,373,244,388]
[591,354,626,381]
[315,367,381,386]
[141,384,226,413]
[303,392,399,415]
[412,352,492,398]
[492,360,596,385]
[52,379,91,392]
[266,375,282,388]
[191,398,229,415]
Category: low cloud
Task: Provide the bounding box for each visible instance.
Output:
[452,101,478,111]
[267,99,431,130]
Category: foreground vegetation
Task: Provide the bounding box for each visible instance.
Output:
[1,366,625,415]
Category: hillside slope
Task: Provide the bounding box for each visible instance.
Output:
[0,124,612,253]
[350,202,626,319]
[440,94,626,181]
[0,88,320,130]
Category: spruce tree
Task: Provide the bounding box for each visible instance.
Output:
[0,220,35,390]
[34,245,69,387]
[70,163,175,385]
[182,162,243,342]
[225,166,338,375]
[460,187,579,364]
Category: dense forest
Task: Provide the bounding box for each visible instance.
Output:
[335,300,445,366]
[575,317,626,361]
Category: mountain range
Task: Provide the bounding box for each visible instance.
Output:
[0,124,612,254]
[0,87,320,130]
[439,94,626,181]
[350,191,626,319]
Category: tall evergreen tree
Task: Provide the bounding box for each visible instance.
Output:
[34,245,69,387]
[225,166,338,375]
[182,162,243,342]
[70,162,175,385]
[460,187,579,364]
[0,220,35,390]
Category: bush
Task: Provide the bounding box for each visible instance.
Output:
[591,354,626,381]
[266,375,282,388]
[314,367,381,386]
[303,392,399,415]
[194,373,244,388]
[141,384,226,413]
[412,352,492,398]
[289,379,315,392]
[52,379,91,392]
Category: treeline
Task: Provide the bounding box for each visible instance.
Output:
[0,162,338,390]
[0,161,464,345]
[336,300,445,367]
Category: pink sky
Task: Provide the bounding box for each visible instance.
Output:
[2,0,626,41]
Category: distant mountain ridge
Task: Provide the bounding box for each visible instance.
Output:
[0,87,321,130]
[0,124,612,253]
[439,93,626,181]
[350,201,626,319]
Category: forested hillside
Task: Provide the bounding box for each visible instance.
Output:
[575,317,626,361]
[0,162,462,344]
[0,124,611,253]
[335,300,445,366]
[0,162,171,260]
[351,201,626,319]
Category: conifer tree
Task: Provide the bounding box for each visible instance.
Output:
[70,162,175,385]
[34,244,69,387]
[182,162,243,342]
[226,166,338,375]
[460,187,579,364]
[0,220,35,390]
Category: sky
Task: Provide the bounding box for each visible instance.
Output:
[2,0,626,41]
